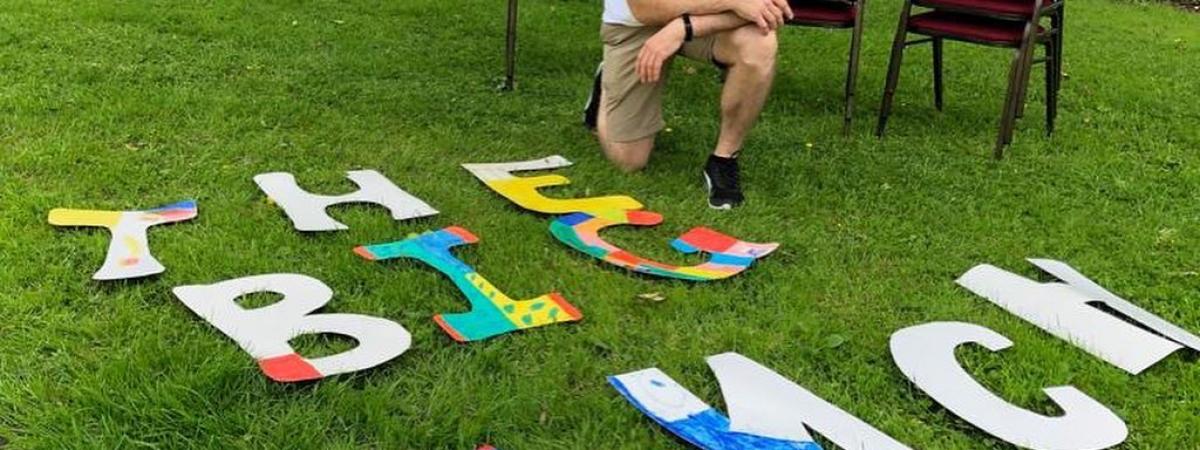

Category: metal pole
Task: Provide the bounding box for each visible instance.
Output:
[503,0,518,90]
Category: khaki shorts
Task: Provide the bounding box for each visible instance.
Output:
[601,23,721,143]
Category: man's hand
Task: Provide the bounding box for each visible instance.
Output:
[636,19,686,83]
[730,0,793,33]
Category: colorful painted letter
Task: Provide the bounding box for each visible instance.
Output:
[610,352,909,450]
[355,227,582,342]
[172,274,412,383]
[254,170,437,231]
[462,155,643,214]
[47,200,198,280]
[550,210,778,281]
[890,322,1128,450]
[957,259,1194,375]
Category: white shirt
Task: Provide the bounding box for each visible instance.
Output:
[603,0,643,26]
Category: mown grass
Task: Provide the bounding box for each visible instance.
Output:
[1,0,1199,448]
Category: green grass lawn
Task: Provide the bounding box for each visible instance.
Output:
[2,0,1199,448]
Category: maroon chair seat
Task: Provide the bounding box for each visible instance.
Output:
[909,11,1044,46]
[915,0,1034,19]
[788,1,858,27]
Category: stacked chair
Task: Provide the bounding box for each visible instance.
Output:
[786,0,868,135]
[873,0,1064,158]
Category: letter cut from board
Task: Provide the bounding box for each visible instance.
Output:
[550,209,778,281]
[355,226,582,342]
[254,170,437,231]
[172,274,412,382]
[461,155,643,214]
[890,322,1128,450]
[47,200,198,280]
[957,258,1199,375]
[609,352,910,450]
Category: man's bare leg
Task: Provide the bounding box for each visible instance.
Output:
[712,26,778,158]
[697,25,777,209]
[596,89,656,172]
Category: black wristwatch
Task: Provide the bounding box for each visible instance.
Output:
[681,13,694,42]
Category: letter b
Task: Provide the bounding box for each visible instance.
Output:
[172,274,412,382]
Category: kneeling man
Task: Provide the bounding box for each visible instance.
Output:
[584,0,791,209]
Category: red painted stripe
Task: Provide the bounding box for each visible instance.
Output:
[352,246,377,261]
[625,210,663,225]
[444,226,480,243]
[609,250,643,266]
[547,292,583,320]
[433,315,468,343]
[679,227,738,251]
[258,353,322,382]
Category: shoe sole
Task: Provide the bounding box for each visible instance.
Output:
[703,172,733,210]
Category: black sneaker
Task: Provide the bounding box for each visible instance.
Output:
[702,154,744,210]
[583,63,603,131]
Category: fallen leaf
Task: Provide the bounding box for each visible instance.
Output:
[823,334,847,349]
[637,292,666,302]
[1157,228,1179,245]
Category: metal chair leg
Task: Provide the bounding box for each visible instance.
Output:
[876,2,913,137]
[844,4,866,136]
[1055,4,1065,88]
[1010,31,1039,144]
[932,37,944,111]
[1048,7,1064,134]
[502,0,518,91]
[994,41,1033,158]
[1014,47,1032,119]
[1044,40,1057,135]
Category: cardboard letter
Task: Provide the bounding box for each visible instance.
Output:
[462,155,643,214]
[551,210,778,281]
[890,322,1128,450]
[48,200,197,280]
[172,274,412,382]
[356,227,582,342]
[254,170,437,231]
[609,352,908,450]
[1027,258,1200,352]
[957,259,1185,374]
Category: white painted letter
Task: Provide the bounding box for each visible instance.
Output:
[172,274,412,382]
[957,259,1184,374]
[890,322,1128,450]
[254,170,437,231]
[1027,258,1200,352]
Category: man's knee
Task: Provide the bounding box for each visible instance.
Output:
[607,150,651,172]
[601,137,654,173]
[729,27,778,74]
[613,158,648,173]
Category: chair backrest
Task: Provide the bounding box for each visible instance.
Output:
[789,0,859,8]
[911,0,1059,21]
[785,0,863,28]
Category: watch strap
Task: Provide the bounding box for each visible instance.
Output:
[682,13,694,42]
